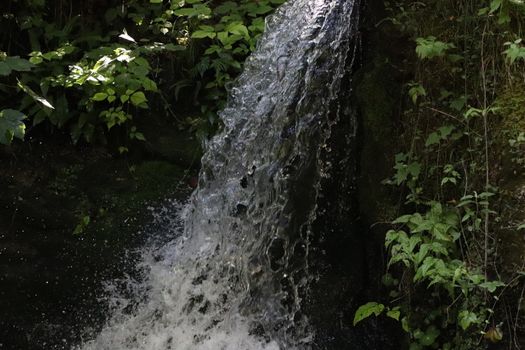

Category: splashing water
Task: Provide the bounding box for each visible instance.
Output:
[78,0,359,348]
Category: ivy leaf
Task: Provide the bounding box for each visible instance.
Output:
[408,161,421,178]
[503,40,525,65]
[438,125,455,138]
[353,302,385,326]
[458,310,479,330]
[386,308,401,321]
[0,109,27,145]
[484,327,504,342]
[425,132,440,147]
[401,317,410,333]
[418,326,440,346]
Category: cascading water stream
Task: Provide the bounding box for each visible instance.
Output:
[78,0,359,348]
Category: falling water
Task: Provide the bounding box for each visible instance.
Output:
[79,0,360,348]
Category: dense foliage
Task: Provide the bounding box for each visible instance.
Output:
[355,0,525,349]
[0,0,284,147]
[3,0,525,348]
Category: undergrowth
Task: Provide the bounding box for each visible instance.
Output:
[0,0,284,147]
[354,0,525,349]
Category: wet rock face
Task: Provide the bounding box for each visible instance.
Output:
[495,174,525,346]
[0,140,193,350]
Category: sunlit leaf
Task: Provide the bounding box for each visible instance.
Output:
[130,91,147,106]
[353,302,385,326]
[17,80,54,109]
[92,92,108,101]
[119,29,136,43]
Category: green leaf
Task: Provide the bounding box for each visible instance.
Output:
[216,2,238,14]
[174,4,211,17]
[0,62,11,76]
[5,56,34,72]
[0,109,27,145]
[17,80,54,109]
[386,308,401,321]
[407,161,421,178]
[173,8,198,16]
[490,0,502,13]
[142,78,158,92]
[479,280,505,293]
[415,37,454,60]
[458,310,479,330]
[425,132,440,147]
[29,56,43,64]
[92,92,108,101]
[226,22,249,38]
[73,215,90,235]
[353,302,385,326]
[150,0,162,3]
[134,132,146,141]
[253,5,273,15]
[418,326,440,346]
[192,30,216,39]
[401,317,410,333]
[130,91,147,106]
[198,25,215,32]
[438,125,454,138]
[503,40,525,65]
[408,84,426,104]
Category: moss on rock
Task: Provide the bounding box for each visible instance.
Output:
[354,25,407,224]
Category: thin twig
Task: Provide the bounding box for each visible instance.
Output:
[423,106,482,137]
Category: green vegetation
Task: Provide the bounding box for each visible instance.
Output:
[3,0,525,348]
[0,0,284,147]
[355,0,525,348]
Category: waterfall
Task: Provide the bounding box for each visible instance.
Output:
[78,0,359,348]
